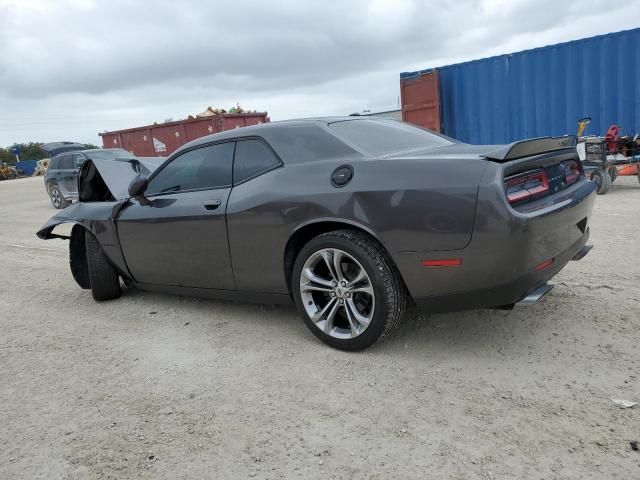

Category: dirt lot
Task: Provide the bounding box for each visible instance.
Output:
[1,176,639,479]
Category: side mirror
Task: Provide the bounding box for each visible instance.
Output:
[128,174,148,197]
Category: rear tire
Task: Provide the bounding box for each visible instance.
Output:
[49,184,69,209]
[292,230,407,351]
[85,230,121,301]
[590,169,612,195]
[608,166,618,183]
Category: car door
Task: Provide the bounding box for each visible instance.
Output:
[45,156,60,187]
[57,154,76,198]
[116,141,236,289]
[66,153,86,199]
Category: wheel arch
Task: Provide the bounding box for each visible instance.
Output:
[69,224,91,289]
[37,218,98,240]
[283,218,407,297]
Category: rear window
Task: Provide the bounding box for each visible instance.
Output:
[85,149,135,161]
[329,119,452,156]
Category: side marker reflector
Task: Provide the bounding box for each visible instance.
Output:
[534,258,554,272]
[422,258,462,267]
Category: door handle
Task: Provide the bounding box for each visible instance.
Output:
[203,199,222,210]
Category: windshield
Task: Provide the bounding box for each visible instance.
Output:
[85,149,135,161]
[329,119,453,156]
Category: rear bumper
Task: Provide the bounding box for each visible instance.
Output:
[412,228,590,313]
[396,177,596,313]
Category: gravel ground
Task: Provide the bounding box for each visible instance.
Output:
[1,176,639,479]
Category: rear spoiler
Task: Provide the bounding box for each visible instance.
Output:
[482,136,576,162]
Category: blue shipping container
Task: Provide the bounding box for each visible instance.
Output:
[401,28,640,144]
[14,159,38,176]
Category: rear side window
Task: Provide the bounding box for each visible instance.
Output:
[233,139,281,183]
[60,155,75,169]
[265,125,357,163]
[146,142,235,195]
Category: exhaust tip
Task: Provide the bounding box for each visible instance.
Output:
[515,283,554,307]
[572,244,593,261]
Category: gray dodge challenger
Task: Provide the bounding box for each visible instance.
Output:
[37,118,596,350]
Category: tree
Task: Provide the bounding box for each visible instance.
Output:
[18,142,48,161]
[0,148,15,165]
[0,142,50,165]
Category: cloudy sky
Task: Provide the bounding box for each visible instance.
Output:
[1,0,638,146]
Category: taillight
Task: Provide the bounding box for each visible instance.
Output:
[561,159,581,185]
[505,170,549,205]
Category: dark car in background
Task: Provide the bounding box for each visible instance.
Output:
[44,148,136,208]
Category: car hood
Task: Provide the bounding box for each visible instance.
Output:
[79,157,165,201]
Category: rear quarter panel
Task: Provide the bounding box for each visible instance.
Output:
[226,156,487,294]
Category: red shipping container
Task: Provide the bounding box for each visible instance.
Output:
[99,112,269,157]
[400,70,441,132]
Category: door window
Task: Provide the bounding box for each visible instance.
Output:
[146,142,235,195]
[233,139,281,183]
[72,153,86,168]
[59,155,75,169]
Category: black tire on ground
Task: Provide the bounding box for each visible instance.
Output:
[85,230,121,301]
[608,166,618,183]
[292,229,407,351]
[48,184,69,209]
[590,169,612,195]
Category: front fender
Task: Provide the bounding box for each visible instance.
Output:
[36,201,126,242]
[36,201,133,280]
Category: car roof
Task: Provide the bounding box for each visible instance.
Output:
[176,116,379,153]
[80,148,131,154]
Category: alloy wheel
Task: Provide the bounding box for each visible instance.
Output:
[51,188,61,208]
[299,248,375,339]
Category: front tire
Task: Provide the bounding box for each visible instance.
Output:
[85,231,121,301]
[292,230,407,351]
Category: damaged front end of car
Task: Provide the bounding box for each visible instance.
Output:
[36,157,163,288]
[37,157,162,239]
